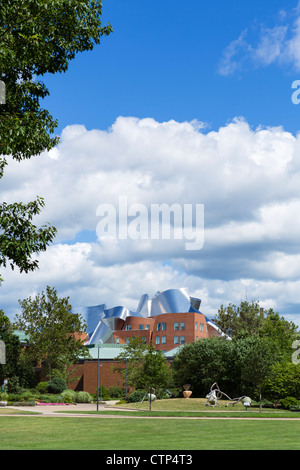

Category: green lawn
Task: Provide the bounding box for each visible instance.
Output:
[0,416,300,450]
[1,398,299,450]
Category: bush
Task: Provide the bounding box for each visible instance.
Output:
[95,386,110,400]
[36,382,49,394]
[7,401,36,406]
[38,394,62,403]
[127,390,146,403]
[76,391,92,403]
[279,397,299,410]
[108,386,126,399]
[47,377,67,394]
[61,389,77,404]
[6,376,23,394]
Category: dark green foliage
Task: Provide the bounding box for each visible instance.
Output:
[47,377,67,394]
[15,286,89,379]
[0,0,112,279]
[108,386,126,399]
[279,397,299,410]
[127,390,146,403]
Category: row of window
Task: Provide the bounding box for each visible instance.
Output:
[156,336,185,345]
[124,321,206,332]
[124,324,150,331]
[157,321,185,331]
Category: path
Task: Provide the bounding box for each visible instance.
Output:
[1,402,300,420]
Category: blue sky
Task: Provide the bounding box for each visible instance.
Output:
[43,0,300,135]
[3,0,300,328]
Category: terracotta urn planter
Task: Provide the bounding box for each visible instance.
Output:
[183,390,192,399]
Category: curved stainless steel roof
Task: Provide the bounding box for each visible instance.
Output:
[77,288,223,346]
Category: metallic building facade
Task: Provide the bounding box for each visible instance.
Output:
[77,288,225,350]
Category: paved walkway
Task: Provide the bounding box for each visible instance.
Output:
[2,402,300,420]
[2,401,123,417]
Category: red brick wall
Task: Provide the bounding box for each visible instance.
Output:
[68,360,126,394]
[152,312,209,352]
[67,312,218,394]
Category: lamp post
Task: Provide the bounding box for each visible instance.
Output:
[100,364,103,403]
[97,344,100,411]
[125,357,128,399]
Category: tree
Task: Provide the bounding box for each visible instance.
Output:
[262,362,300,403]
[236,335,278,412]
[113,337,150,390]
[14,286,89,379]
[215,301,266,338]
[260,310,298,361]
[0,1,112,279]
[172,337,242,398]
[0,308,36,388]
[114,338,172,393]
[136,346,171,393]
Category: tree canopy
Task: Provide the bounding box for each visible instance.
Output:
[114,337,172,393]
[172,300,300,409]
[14,286,89,379]
[0,0,112,279]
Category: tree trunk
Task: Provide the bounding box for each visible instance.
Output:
[259,385,262,413]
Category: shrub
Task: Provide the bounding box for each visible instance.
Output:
[127,390,146,403]
[47,377,67,394]
[61,389,77,404]
[279,397,299,410]
[36,382,49,394]
[38,394,61,403]
[108,386,126,399]
[76,391,92,403]
[7,376,23,394]
[7,401,36,406]
[95,386,110,400]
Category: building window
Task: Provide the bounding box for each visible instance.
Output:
[125,324,132,331]
[180,336,185,344]
[116,338,119,344]
[145,324,150,330]
[199,323,204,332]
[142,337,147,343]
[174,336,179,344]
[155,336,160,344]
[139,324,143,330]
[195,322,198,330]
[180,322,185,331]
[162,322,167,331]
[161,336,166,344]
[157,323,161,331]
[174,322,179,331]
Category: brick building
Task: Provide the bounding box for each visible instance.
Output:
[69,288,225,394]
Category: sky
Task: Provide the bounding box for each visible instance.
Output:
[2,0,300,326]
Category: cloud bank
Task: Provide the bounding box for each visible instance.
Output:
[1,116,300,325]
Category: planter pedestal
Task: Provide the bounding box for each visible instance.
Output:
[183,391,192,399]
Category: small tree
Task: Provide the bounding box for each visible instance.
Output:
[114,338,172,394]
[236,336,278,412]
[136,346,172,393]
[215,301,266,338]
[113,337,149,390]
[15,286,89,379]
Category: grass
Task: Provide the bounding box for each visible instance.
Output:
[0,398,300,450]
[0,416,300,450]
[60,397,300,419]
[0,407,38,415]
